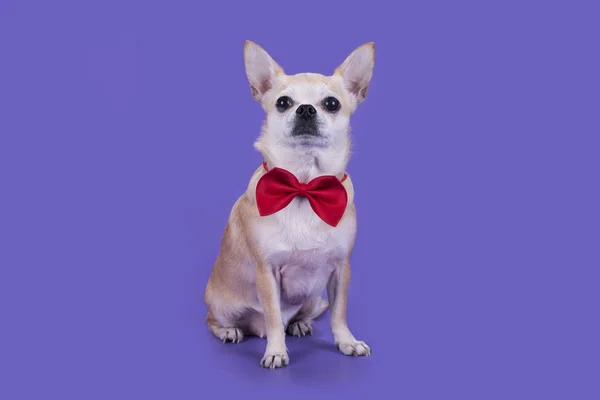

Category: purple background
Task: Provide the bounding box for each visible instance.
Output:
[1,0,599,399]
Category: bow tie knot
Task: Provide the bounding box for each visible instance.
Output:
[255,165,348,227]
[296,184,308,197]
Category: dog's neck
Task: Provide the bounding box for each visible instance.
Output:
[255,137,350,183]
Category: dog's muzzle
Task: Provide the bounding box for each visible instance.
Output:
[292,104,319,137]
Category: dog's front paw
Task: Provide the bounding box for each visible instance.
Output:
[337,339,371,357]
[260,347,289,369]
[286,320,313,337]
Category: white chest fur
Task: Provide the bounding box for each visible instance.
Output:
[255,196,355,258]
[253,196,356,305]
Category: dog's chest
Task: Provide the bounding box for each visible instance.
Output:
[257,197,354,258]
[274,251,335,305]
[255,198,355,302]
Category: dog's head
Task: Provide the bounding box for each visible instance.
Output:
[244,41,375,176]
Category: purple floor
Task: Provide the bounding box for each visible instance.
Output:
[2,1,599,399]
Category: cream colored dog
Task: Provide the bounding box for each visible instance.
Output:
[204,40,375,369]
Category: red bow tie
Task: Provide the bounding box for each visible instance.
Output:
[256,162,348,227]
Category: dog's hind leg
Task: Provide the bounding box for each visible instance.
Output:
[286,297,328,337]
[206,308,245,343]
[308,297,329,319]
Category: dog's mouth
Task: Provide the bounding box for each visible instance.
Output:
[291,120,320,138]
[288,119,328,147]
[291,129,319,138]
[290,128,325,146]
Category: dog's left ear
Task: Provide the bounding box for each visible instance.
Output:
[244,40,285,102]
[334,43,375,103]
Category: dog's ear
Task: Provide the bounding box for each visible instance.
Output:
[334,43,375,104]
[244,41,284,102]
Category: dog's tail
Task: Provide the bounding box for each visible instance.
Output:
[309,297,329,320]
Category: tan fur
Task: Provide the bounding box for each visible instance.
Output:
[204,41,374,368]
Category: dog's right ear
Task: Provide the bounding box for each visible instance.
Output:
[244,41,284,102]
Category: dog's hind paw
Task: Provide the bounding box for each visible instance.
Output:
[220,327,244,343]
[286,320,313,337]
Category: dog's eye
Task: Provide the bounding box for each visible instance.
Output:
[323,97,340,113]
[276,96,293,112]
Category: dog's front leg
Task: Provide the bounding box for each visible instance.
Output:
[256,264,289,368]
[327,261,371,357]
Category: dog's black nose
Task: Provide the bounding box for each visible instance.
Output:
[296,104,317,120]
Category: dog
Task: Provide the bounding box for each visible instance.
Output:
[204,40,375,369]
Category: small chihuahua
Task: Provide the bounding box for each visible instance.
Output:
[204,40,375,368]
